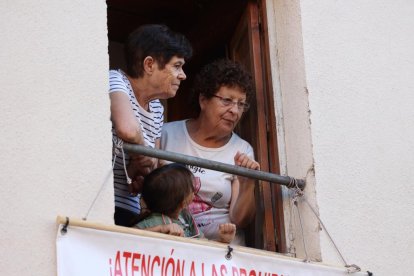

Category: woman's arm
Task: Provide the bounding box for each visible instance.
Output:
[229,152,260,228]
[111,92,158,176]
[110,92,145,145]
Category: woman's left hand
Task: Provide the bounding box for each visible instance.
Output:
[234,151,260,170]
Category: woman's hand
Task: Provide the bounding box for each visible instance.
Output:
[127,156,157,195]
[128,155,158,176]
[217,223,236,244]
[234,151,260,185]
[127,139,163,195]
[234,151,260,170]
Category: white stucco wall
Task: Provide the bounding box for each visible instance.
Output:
[266,0,322,262]
[2,0,413,275]
[269,0,414,275]
[0,1,111,275]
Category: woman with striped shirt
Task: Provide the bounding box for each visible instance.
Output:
[109,24,192,227]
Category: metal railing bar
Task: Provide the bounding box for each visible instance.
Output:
[123,143,305,190]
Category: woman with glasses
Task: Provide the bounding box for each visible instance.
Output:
[160,59,260,245]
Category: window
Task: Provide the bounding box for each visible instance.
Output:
[107,0,285,252]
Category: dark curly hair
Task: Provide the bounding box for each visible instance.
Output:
[141,163,194,217]
[191,59,254,115]
[125,24,193,78]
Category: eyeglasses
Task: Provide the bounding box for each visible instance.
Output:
[212,95,250,112]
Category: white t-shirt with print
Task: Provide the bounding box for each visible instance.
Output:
[161,120,254,245]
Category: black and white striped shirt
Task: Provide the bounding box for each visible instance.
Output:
[109,69,164,214]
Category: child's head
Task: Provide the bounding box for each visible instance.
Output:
[142,163,194,216]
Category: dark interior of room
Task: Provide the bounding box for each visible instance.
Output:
[107,0,248,121]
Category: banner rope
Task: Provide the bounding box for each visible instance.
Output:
[82,138,125,221]
[292,191,310,263]
[291,178,362,274]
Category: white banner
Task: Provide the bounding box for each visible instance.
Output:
[56,221,367,276]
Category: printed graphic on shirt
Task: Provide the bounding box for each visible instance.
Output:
[211,192,223,203]
[188,176,212,215]
[187,165,206,174]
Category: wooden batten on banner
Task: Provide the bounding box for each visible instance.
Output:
[56,215,369,276]
[56,215,228,250]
